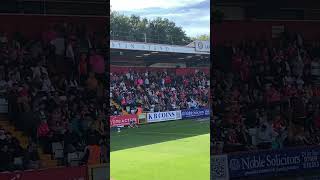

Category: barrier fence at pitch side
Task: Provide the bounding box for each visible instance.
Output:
[88,163,109,180]
[0,164,109,180]
[110,108,210,127]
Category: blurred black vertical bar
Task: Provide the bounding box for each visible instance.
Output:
[106,0,111,179]
[210,1,214,180]
[211,0,320,179]
[0,0,110,179]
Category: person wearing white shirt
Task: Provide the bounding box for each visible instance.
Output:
[296,76,304,87]
[120,81,125,88]
[0,80,7,93]
[66,43,75,62]
[284,74,294,86]
[145,78,150,86]
[41,75,54,92]
[126,72,130,79]
[256,122,273,149]
[32,65,48,80]
[161,78,165,87]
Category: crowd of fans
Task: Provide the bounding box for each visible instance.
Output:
[0,22,107,171]
[110,70,210,115]
[212,32,320,154]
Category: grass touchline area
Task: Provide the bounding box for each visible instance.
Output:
[111,119,210,180]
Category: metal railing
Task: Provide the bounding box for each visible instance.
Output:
[110,30,192,46]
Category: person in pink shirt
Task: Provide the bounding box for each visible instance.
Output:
[137,78,144,86]
[42,24,58,45]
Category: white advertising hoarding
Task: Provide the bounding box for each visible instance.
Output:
[111,40,210,54]
[195,41,210,52]
[147,110,182,123]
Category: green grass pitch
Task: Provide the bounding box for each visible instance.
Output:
[110,119,210,180]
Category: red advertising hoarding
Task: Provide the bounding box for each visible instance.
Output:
[0,166,88,180]
[110,114,139,127]
[110,66,210,75]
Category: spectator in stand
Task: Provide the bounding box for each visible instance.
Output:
[89,49,105,82]
[0,144,13,171]
[79,53,88,85]
[25,142,40,169]
[110,70,209,115]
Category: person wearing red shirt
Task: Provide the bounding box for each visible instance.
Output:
[89,49,105,82]
[79,53,88,84]
[162,75,171,87]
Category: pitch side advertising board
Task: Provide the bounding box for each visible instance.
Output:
[147,110,182,123]
[181,108,210,119]
[212,146,320,179]
[110,114,139,127]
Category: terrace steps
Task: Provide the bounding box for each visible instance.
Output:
[0,115,58,169]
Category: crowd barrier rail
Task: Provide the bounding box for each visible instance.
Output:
[110,108,210,127]
[0,164,110,180]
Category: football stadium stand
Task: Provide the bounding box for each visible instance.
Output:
[211,20,320,180]
[0,5,108,179]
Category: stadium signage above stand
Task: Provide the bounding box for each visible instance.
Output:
[194,41,210,52]
[111,40,210,55]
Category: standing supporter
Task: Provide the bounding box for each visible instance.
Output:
[89,49,105,82]
[86,72,98,92]
[25,142,40,169]
[79,53,88,84]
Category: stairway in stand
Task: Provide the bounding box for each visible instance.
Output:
[0,114,58,168]
[111,100,120,109]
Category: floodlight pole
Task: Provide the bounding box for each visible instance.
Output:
[144,33,147,43]
[43,0,46,15]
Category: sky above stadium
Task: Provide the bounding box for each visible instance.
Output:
[110,0,210,37]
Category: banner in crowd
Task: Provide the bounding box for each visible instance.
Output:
[181,108,210,119]
[0,166,88,180]
[110,114,139,127]
[147,110,182,123]
[212,146,320,179]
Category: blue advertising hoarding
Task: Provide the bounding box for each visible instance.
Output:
[181,108,210,119]
[227,146,320,178]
